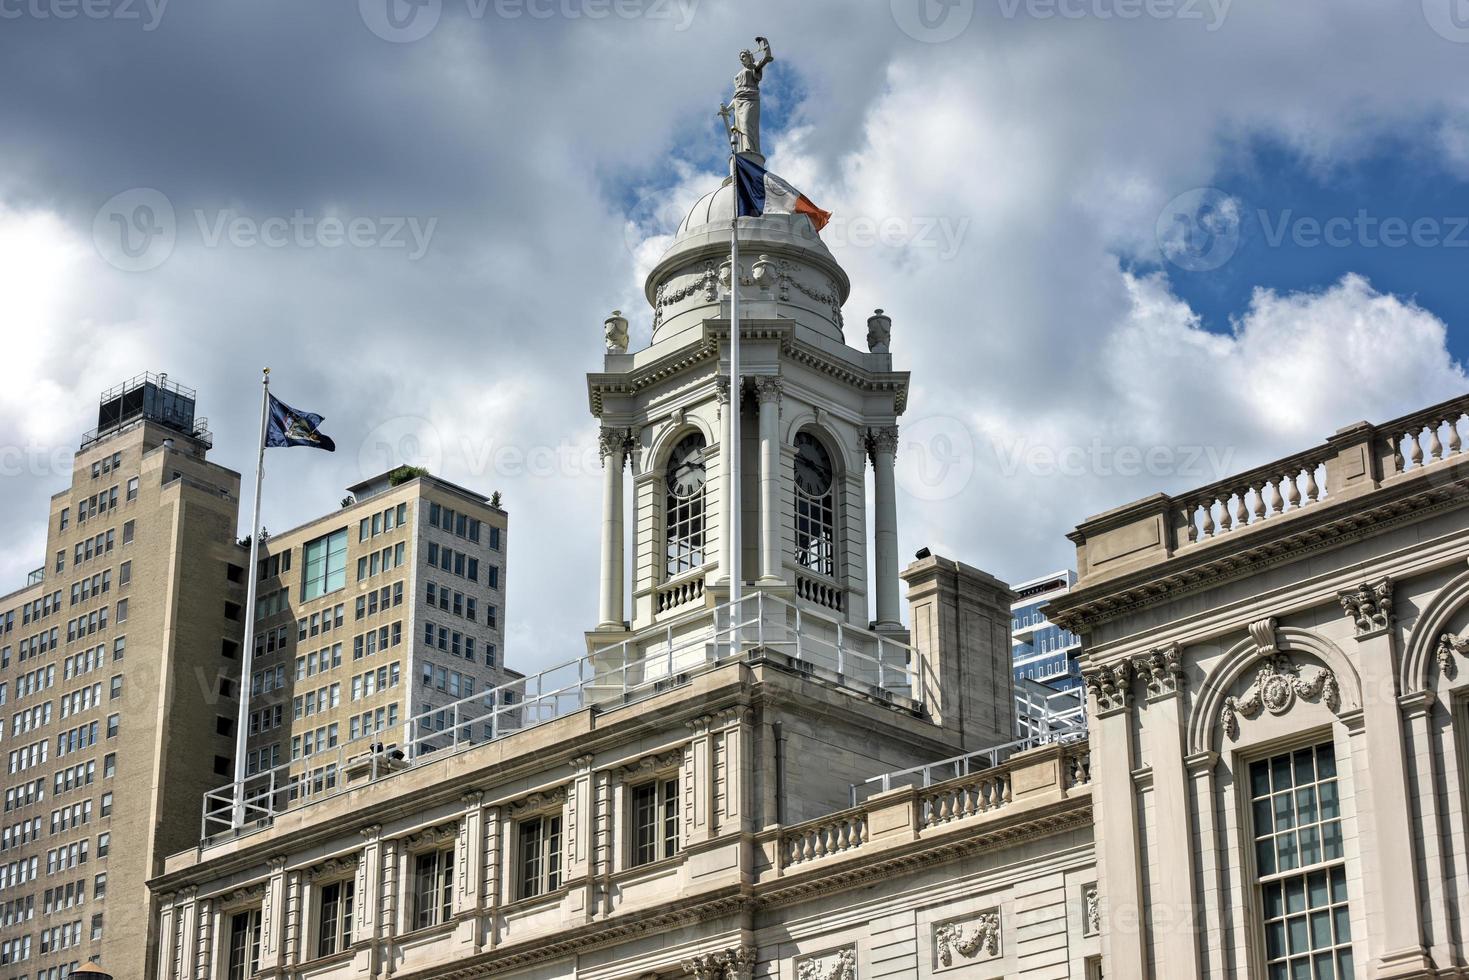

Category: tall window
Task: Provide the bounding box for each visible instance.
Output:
[316,879,355,957]
[227,908,262,980]
[302,529,348,601]
[412,849,453,930]
[664,434,707,578]
[1250,741,1353,979]
[793,432,836,577]
[630,777,680,867]
[518,813,563,899]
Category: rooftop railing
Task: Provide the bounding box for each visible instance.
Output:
[851,682,1087,806]
[201,590,920,842]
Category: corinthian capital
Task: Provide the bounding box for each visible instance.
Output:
[753,375,783,405]
[1132,643,1185,699]
[865,425,899,461]
[598,426,631,467]
[1337,577,1393,636]
[1083,660,1133,715]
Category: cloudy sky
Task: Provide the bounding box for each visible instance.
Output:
[2,0,1467,671]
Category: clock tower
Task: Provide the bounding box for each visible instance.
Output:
[586,172,910,657]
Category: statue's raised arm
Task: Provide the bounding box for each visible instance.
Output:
[732,36,775,158]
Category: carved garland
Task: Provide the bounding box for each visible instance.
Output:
[1220,656,1340,741]
[796,947,856,980]
[402,821,458,852]
[681,944,757,980]
[620,749,684,781]
[307,854,359,881]
[934,910,1000,966]
[506,787,568,820]
[1083,883,1101,937]
[1436,631,1467,680]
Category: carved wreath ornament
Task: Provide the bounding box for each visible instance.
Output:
[1220,656,1340,741]
[934,912,1000,966]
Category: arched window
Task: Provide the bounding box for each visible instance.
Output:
[793,431,836,577]
[664,433,707,578]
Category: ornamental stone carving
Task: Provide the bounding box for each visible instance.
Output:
[1338,578,1394,635]
[1083,883,1101,937]
[307,854,359,881]
[866,309,892,354]
[934,910,1000,966]
[1220,656,1340,741]
[796,947,856,980]
[1132,643,1184,699]
[1437,632,1467,680]
[1248,617,1279,656]
[402,822,458,851]
[603,311,630,354]
[1083,660,1133,715]
[865,425,899,461]
[619,748,683,780]
[506,787,568,819]
[598,426,633,467]
[753,375,783,406]
[681,945,758,980]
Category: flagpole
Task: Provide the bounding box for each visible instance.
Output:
[727,126,743,615]
[232,367,271,829]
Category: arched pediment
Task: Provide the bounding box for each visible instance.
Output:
[1188,624,1362,756]
[1399,560,1469,696]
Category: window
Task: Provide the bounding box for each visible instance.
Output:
[412,849,453,930]
[664,433,707,578]
[94,872,107,898]
[99,792,112,817]
[119,560,131,586]
[316,879,355,957]
[517,813,563,899]
[1250,741,1353,979]
[793,431,837,577]
[126,477,139,502]
[630,777,680,867]
[302,528,348,601]
[106,714,119,738]
[227,908,263,980]
[110,675,122,700]
[122,520,135,545]
[96,832,109,857]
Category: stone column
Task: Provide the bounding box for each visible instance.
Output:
[867,426,901,629]
[1337,579,1431,977]
[1133,645,1200,980]
[717,379,733,584]
[597,426,628,629]
[262,858,286,970]
[156,896,178,980]
[1084,661,1147,979]
[754,377,783,584]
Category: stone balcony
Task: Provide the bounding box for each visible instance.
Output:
[1049,392,1469,635]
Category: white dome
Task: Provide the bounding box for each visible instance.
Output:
[643,178,851,346]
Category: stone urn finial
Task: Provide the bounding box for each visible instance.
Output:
[604,310,629,354]
[867,308,892,353]
[752,253,777,292]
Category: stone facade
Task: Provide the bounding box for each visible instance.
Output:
[1050,394,1469,979]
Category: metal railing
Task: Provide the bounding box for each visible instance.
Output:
[850,682,1087,806]
[201,590,920,841]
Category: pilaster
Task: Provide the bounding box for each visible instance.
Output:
[1084,659,1146,979]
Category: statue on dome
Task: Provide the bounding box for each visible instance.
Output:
[730,36,774,157]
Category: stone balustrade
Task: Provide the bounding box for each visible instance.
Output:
[656,575,705,614]
[1064,392,1469,591]
[764,741,1090,877]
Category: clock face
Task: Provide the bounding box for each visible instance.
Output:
[794,432,834,496]
[667,434,707,498]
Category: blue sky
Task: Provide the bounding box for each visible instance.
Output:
[1163,139,1469,363]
